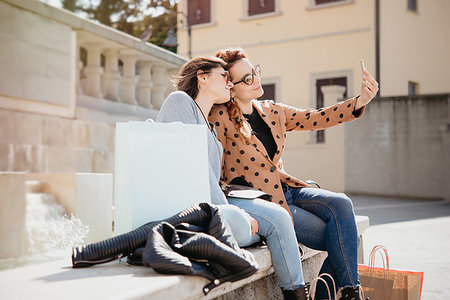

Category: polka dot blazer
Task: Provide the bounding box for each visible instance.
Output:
[208,96,365,217]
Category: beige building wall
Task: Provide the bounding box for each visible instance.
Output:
[379,0,450,96]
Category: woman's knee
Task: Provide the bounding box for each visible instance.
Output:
[334,193,355,214]
[217,205,254,247]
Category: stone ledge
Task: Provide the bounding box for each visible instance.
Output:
[0,247,272,300]
[76,94,158,123]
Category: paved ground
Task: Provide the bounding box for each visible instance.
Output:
[351,194,450,300]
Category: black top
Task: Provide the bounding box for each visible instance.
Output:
[243,109,278,160]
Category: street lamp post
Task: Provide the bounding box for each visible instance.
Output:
[163,11,192,59]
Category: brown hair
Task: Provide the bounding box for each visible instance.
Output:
[176,56,227,100]
[215,48,252,143]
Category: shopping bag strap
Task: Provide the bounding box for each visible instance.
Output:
[309,273,337,300]
[368,244,390,271]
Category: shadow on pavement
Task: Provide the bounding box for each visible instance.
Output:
[350,194,450,225]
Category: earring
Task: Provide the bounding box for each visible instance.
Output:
[230,97,235,103]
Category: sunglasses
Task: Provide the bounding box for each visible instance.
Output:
[232,64,261,86]
[202,70,231,83]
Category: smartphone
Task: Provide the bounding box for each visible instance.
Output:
[360,59,366,75]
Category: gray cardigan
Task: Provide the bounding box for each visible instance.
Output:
[156,91,228,205]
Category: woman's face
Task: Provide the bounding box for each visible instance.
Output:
[203,66,233,104]
[229,58,264,102]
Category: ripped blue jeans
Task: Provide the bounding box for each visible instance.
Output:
[284,187,360,300]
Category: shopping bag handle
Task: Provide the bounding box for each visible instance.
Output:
[368,244,390,271]
[309,273,337,300]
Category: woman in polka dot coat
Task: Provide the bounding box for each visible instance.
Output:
[209,48,379,300]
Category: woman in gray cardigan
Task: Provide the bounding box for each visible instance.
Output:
[156,56,312,300]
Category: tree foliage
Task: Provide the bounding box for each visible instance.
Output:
[61,0,178,53]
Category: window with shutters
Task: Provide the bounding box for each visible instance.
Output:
[187,0,211,26]
[249,0,275,16]
[306,0,354,10]
[315,0,344,5]
[242,0,280,20]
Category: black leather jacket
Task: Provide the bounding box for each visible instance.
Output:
[72,203,258,294]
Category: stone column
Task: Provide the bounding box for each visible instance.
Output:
[137,61,153,108]
[102,49,121,102]
[76,46,83,94]
[320,84,347,192]
[321,85,346,106]
[120,54,138,105]
[151,65,167,109]
[83,42,103,98]
[166,67,178,94]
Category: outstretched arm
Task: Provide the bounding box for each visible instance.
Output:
[282,70,378,132]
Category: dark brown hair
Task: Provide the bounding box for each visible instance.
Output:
[176,56,227,100]
[215,48,252,143]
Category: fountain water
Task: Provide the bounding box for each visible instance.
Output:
[0,189,89,270]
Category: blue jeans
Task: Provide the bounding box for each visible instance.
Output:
[219,198,305,290]
[284,187,360,299]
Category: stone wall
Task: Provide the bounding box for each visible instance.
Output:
[0,1,74,108]
[0,108,115,173]
[345,94,449,200]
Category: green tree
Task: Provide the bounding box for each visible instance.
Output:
[61,0,80,12]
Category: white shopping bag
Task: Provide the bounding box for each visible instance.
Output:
[114,121,211,235]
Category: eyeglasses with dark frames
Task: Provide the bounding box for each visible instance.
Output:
[201,70,231,83]
[232,64,261,86]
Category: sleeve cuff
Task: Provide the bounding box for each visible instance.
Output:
[352,95,364,118]
[352,107,363,118]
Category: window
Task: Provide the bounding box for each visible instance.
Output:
[315,0,345,4]
[315,77,347,143]
[258,83,276,101]
[187,0,211,26]
[306,0,354,10]
[242,0,280,20]
[408,81,419,96]
[248,0,275,16]
[407,0,417,12]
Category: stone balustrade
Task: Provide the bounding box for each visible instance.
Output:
[75,28,187,115]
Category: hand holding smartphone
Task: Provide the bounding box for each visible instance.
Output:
[360,59,366,75]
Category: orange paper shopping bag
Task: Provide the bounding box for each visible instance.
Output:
[359,245,423,300]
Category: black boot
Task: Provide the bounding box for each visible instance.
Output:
[339,286,369,300]
[282,284,310,300]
